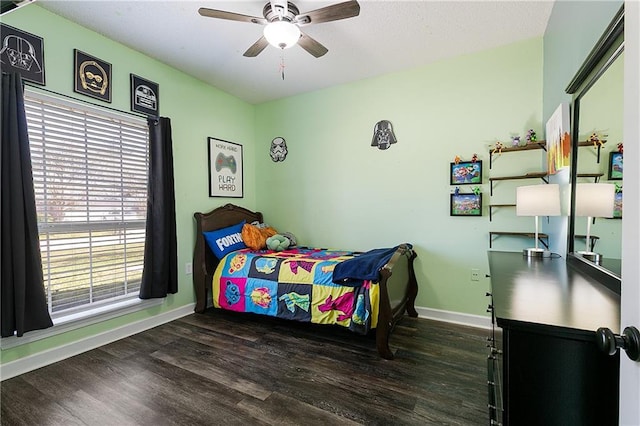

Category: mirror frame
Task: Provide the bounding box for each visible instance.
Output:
[565,5,624,293]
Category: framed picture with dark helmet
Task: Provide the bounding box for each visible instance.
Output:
[0,23,45,85]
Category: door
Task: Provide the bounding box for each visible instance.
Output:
[620,2,639,423]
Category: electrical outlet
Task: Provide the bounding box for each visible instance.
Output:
[471,268,480,282]
[185,262,193,275]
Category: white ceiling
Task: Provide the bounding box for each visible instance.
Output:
[35,0,555,104]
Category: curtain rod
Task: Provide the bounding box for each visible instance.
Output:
[22,81,151,120]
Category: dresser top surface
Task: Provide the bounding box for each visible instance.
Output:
[488,251,620,334]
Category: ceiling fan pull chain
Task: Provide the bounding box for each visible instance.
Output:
[280,50,286,80]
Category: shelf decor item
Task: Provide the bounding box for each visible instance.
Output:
[608,151,623,180]
[516,184,561,257]
[450,160,482,185]
[208,137,243,198]
[450,192,482,217]
[0,23,45,85]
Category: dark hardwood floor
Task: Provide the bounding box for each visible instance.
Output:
[1,310,489,425]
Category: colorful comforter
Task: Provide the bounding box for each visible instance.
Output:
[212,247,381,334]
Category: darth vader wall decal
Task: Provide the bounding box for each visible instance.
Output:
[270,137,288,162]
[371,120,397,150]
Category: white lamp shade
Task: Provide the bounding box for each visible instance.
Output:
[575,183,615,218]
[263,21,300,49]
[516,184,561,217]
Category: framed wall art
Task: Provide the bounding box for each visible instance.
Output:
[607,151,623,180]
[208,137,243,198]
[74,49,111,102]
[545,102,571,175]
[613,190,622,218]
[450,161,482,185]
[0,23,45,85]
[130,74,159,116]
[450,193,482,217]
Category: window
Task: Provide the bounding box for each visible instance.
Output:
[24,89,149,318]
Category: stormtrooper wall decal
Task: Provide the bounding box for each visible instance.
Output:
[74,49,112,102]
[270,137,288,162]
[0,24,45,85]
[371,120,397,150]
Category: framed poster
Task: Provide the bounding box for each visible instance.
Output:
[0,23,45,85]
[208,138,243,198]
[130,74,159,116]
[607,151,623,180]
[450,161,482,185]
[545,103,571,175]
[450,193,482,216]
[74,49,111,102]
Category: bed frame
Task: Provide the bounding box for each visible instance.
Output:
[193,203,418,359]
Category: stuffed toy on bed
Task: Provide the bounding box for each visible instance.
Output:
[266,234,290,251]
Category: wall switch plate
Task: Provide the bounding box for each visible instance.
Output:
[471,268,480,281]
[185,262,193,275]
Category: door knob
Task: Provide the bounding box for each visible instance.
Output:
[596,326,640,361]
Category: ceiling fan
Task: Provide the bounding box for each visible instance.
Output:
[198,0,360,58]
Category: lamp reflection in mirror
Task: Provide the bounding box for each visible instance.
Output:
[575,183,615,264]
[263,21,300,49]
[516,184,561,258]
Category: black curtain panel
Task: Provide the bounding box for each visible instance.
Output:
[139,117,178,299]
[1,73,53,337]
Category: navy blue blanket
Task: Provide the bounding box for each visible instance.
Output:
[332,244,410,287]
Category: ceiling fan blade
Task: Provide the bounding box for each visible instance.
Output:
[295,0,360,26]
[198,7,267,25]
[298,31,328,58]
[243,36,270,57]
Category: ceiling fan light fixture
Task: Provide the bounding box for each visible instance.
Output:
[263,21,300,49]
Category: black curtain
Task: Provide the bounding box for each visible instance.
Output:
[139,117,178,299]
[1,73,53,337]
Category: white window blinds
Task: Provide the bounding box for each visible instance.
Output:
[24,89,149,316]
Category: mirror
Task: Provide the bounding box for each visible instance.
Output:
[566,6,623,285]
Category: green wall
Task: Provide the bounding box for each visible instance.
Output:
[542,0,623,123]
[255,38,544,316]
[1,5,256,364]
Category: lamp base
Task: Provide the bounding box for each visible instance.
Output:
[522,248,551,258]
[577,251,603,265]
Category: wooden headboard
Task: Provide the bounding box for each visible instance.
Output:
[193,203,263,313]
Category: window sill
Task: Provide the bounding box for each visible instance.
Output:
[0,298,164,350]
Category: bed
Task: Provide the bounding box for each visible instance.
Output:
[192,203,418,359]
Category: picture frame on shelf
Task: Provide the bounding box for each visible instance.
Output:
[450,193,482,217]
[450,161,482,185]
[613,190,622,218]
[607,151,623,180]
[208,137,243,198]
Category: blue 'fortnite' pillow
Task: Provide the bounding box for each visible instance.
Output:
[203,220,246,259]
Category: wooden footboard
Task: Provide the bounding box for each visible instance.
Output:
[375,244,418,359]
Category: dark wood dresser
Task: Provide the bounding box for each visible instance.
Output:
[487,251,620,425]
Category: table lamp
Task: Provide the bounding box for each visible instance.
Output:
[575,182,615,264]
[516,184,561,257]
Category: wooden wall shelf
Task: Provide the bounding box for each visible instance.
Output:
[489,204,516,221]
[489,172,548,195]
[578,139,607,163]
[489,231,549,249]
[489,141,547,169]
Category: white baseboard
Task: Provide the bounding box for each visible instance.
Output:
[415,306,493,330]
[0,303,195,381]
